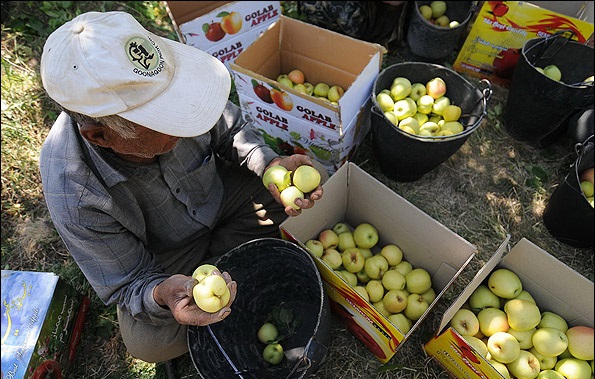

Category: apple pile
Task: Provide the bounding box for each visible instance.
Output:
[449,267,594,379]
[257,322,284,365]
[191,264,231,313]
[304,221,435,333]
[376,75,465,137]
[579,167,594,208]
[419,1,460,28]
[276,69,345,103]
[262,164,321,210]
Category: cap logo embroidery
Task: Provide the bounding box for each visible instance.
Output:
[126,35,165,77]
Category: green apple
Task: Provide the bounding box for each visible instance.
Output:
[419,4,433,20]
[303,82,314,95]
[276,74,294,89]
[399,124,416,135]
[504,299,541,331]
[381,269,406,291]
[321,248,342,269]
[431,96,451,116]
[388,313,412,334]
[529,347,557,370]
[337,270,358,287]
[513,289,536,304]
[487,331,521,363]
[435,15,450,27]
[262,165,292,192]
[393,98,417,120]
[555,358,592,379]
[305,239,324,258]
[384,111,398,125]
[404,293,429,321]
[488,359,511,379]
[263,343,284,364]
[507,327,536,350]
[364,254,389,279]
[442,104,462,122]
[464,335,489,358]
[192,264,219,283]
[532,327,569,358]
[365,279,385,303]
[543,65,562,81]
[507,350,541,379]
[413,112,429,126]
[353,222,379,249]
[566,325,594,360]
[318,229,340,249]
[376,92,395,112]
[537,370,565,379]
[488,268,523,299]
[373,300,392,317]
[292,165,321,193]
[405,268,432,294]
[279,185,304,210]
[469,284,501,312]
[293,83,308,94]
[390,77,412,101]
[430,0,447,18]
[399,117,421,134]
[380,244,403,266]
[327,85,345,102]
[450,308,480,336]
[478,307,510,337]
[394,260,413,276]
[580,181,594,197]
[419,121,440,135]
[313,82,330,97]
[537,311,568,332]
[356,269,371,284]
[337,231,357,251]
[341,247,365,273]
[192,274,231,313]
[354,285,370,301]
[358,247,373,260]
[382,289,409,313]
[426,77,447,99]
[409,82,427,101]
[421,287,436,304]
[332,222,351,235]
[417,94,435,114]
[257,322,279,344]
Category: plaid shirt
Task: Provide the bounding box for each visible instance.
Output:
[39,101,277,325]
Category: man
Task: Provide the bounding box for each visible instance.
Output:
[39,11,324,363]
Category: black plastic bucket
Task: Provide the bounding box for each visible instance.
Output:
[371,62,491,182]
[406,1,475,62]
[188,238,331,379]
[504,32,595,148]
[543,135,594,248]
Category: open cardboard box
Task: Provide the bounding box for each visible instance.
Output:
[424,238,594,378]
[230,16,385,174]
[165,1,281,68]
[279,163,477,362]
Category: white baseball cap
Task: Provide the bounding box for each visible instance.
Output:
[40,11,231,137]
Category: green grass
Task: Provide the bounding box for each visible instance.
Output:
[2,2,593,379]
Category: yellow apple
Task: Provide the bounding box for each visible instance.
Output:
[382,289,409,313]
[404,293,429,321]
[555,358,592,379]
[341,247,365,273]
[532,327,569,357]
[504,299,541,331]
[279,186,304,210]
[478,307,510,337]
[487,331,521,363]
[257,322,279,344]
[405,268,432,294]
[366,279,385,303]
[388,313,412,334]
[566,325,594,360]
[364,254,389,279]
[507,350,541,379]
[380,244,403,266]
[464,335,489,358]
[488,268,523,299]
[192,274,231,313]
[353,222,379,249]
[262,165,291,191]
[381,269,406,291]
[450,308,480,336]
[292,165,321,193]
[318,229,339,249]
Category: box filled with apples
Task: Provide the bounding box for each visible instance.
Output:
[279,162,478,363]
[424,237,594,379]
[230,15,385,174]
[165,1,281,68]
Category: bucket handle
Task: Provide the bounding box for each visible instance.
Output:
[459,79,492,127]
[568,135,594,194]
[284,336,328,379]
[526,30,575,64]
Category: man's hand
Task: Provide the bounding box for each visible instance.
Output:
[153,272,237,326]
[265,154,325,217]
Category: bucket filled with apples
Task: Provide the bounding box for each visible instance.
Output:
[370,62,492,181]
[187,238,331,379]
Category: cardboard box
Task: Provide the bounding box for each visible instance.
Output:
[453,1,595,86]
[1,270,91,379]
[279,163,477,362]
[165,1,281,69]
[230,16,385,174]
[424,238,594,379]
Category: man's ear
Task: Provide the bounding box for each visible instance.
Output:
[79,123,110,147]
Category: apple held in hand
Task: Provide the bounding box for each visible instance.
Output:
[263,343,284,365]
[280,186,304,210]
[263,165,292,192]
[193,274,231,313]
[258,322,279,344]
[192,263,219,283]
[292,165,321,193]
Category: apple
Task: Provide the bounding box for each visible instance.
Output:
[409,82,427,101]
[337,270,358,287]
[376,92,395,112]
[450,20,460,28]
[204,22,225,42]
[358,248,373,260]
[354,285,370,301]
[341,247,366,273]
[305,239,324,258]
[293,83,308,94]
[421,287,436,304]
[337,231,357,251]
[393,98,417,120]
[388,313,412,334]
[332,222,351,235]
[435,15,450,27]
[303,82,314,95]
[384,111,398,125]
[478,307,510,337]
[537,370,565,379]
[530,347,557,370]
[404,293,429,321]
[287,69,305,85]
[366,279,385,303]
[426,77,447,99]
[192,274,231,313]
[543,65,562,81]
[555,358,592,379]
[451,308,480,336]
[352,223,379,249]
[566,325,594,360]
[381,270,406,291]
[489,359,512,379]
[252,80,274,103]
[488,268,523,299]
[413,112,429,126]
[514,290,536,304]
[220,11,242,34]
[419,5,433,20]
[382,289,409,313]
[464,335,489,358]
[532,327,569,358]
[373,300,392,318]
[390,77,412,101]
[257,322,279,344]
[192,264,219,283]
[508,327,536,350]
[430,1,447,18]
[263,343,284,365]
[270,88,294,111]
[380,244,403,266]
[279,186,304,210]
[356,269,370,284]
[364,254,389,279]
[405,268,432,294]
[394,260,413,276]
[431,96,451,116]
[292,165,321,193]
[399,124,416,136]
[469,284,501,312]
[276,74,294,89]
[488,331,521,363]
[321,248,342,270]
[313,82,330,97]
[419,121,440,135]
[537,311,568,332]
[506,350,541,379]
[262,165,292,192]
[318,229,340,249]
[504,299,541,332]
[417,94,435,114]
[442,105,462,122]
[580,181,594,197]
[327,85,345,102]
[399,117,421,134]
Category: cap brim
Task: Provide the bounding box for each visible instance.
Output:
[118,37,231,137]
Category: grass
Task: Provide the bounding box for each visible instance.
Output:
[2,1,593,379]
